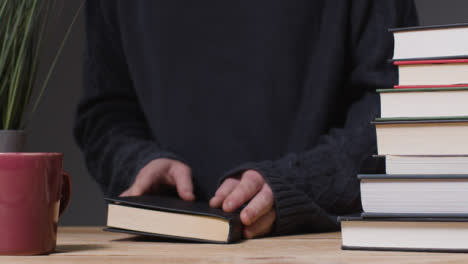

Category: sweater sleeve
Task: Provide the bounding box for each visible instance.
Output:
[74,1,181,197]
[220,0,419,236]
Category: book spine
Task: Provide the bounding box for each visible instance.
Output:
[341,245,468,253]
[394,59,468,65]
[227,215,243,243]
[394,84,468,89]
[389,23,468,32]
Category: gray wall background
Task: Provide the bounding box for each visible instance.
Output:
[26,0,468,226]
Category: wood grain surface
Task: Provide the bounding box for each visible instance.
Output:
[0,227,466,263]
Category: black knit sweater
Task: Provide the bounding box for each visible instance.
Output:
[75,0,418,235]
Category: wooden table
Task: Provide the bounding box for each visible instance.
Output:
[1,227,467,263]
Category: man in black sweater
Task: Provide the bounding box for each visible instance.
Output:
[75,0,418,238]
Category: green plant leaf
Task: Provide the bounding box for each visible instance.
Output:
[28,1,84,127]
[0,0,83,130]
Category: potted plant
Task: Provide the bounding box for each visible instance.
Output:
[0,1,81,152]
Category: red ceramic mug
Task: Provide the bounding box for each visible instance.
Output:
[0,153,71,255]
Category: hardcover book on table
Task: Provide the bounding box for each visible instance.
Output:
[105,195,242,244]
[340,215,468,253]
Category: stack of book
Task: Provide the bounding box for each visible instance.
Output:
[340,23,468,253]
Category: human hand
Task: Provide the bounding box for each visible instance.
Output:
[209,170,276,239]
[120,158,195,201]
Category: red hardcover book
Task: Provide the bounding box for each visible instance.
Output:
[394,59,468,86]
[394,58,468,65]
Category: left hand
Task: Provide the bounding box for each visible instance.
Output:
[209,170,276,239]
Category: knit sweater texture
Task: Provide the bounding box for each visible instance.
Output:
[75,0,418,235]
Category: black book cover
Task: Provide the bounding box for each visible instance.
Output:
[341,245,468,253]
[361,212,468,219]
[358,174,468,180]
[105,195,243,244]
[339,215,468,223]
[389,55,468,62]
[373,117,468,125]
[389,22,468,33]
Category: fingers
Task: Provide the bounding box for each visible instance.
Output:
[240,184,274,226]
[209,178,240,208]
[120,159,170,197]
[120,164,164,197]
[222,170,264,212]
[119,189,132,197]
[169,164,195,201]
[120,158,194,199]
[244,209,276,239]
[120,174,155,197]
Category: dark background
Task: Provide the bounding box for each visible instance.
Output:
[26,0,468,226]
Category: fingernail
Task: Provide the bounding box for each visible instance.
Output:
[185,192,195,200]
[210,197,218,205]
[119,191,130,197]
[241,210,249,224]
[246,208,253,219]
[225,201,233,211]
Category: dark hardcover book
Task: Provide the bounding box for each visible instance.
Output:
[339,215,468,253]
[361,212,468,218]
[394,84,468,89]
[105,195,243,244]
[358,174,468,179]
[389,23,468,33]
[389,55,468,62]
[373,118,468,155]
[358,174,468,215]
[377,86,468,93]
[389,23,468,60]
[372,155,468,176]
[377,86,468,119]
[373,117,468,124]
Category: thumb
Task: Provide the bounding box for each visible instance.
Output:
[169,165,195,201]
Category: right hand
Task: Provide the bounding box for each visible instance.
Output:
[120,158,195,201]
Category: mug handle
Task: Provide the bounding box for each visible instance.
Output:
[59,171,72,217]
